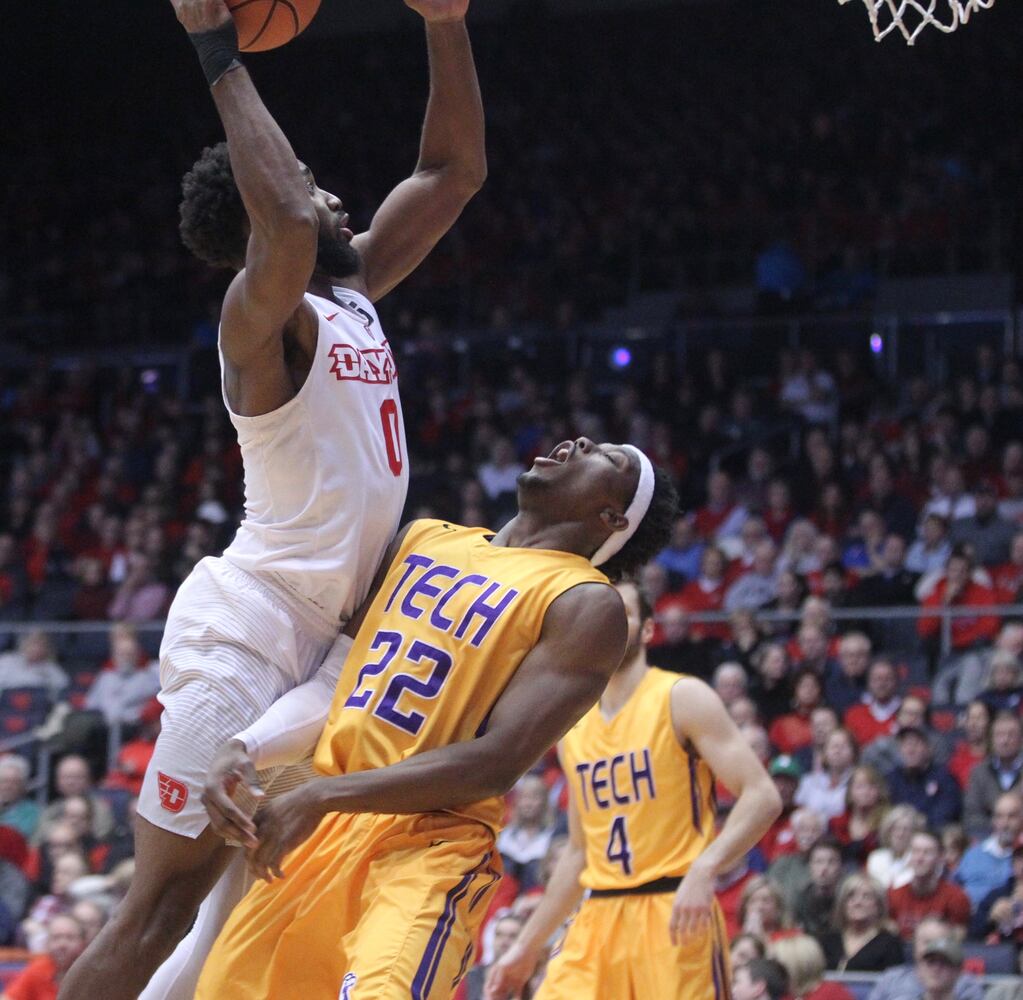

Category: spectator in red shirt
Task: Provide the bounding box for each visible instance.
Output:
[760,756,803,863]
[694,469,748,542]
[739,876,793,943]
[679,545,730,641]
[888,829,971,941]
[829,765,889,865]
[991,531,1023,598]
[918,548,1001,652]
[5,913,86,1000]
[845,658,903,748]
[947,700,992,790]
[764,478,796,543]
[769,669,823,754]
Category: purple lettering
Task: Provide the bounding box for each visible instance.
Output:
[382,554,433,613]
[453,583,520,648]
[575,762,592,811]
[592,758,610,809]
[609,754,629,806]
[401,564,459,621]
[630,749,656,801]
[430,574,488,632]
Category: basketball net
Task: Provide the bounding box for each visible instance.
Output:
[838,0,995,45]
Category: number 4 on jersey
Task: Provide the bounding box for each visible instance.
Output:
[606,815,633,876]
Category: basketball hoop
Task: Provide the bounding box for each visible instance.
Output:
[837,0,995,45]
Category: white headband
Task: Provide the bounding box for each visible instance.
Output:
[591,445,655,568]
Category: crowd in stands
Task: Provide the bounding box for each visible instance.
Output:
[4,1,1023,351]
[3,344,1023,995]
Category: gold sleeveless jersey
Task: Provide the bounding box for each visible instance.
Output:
[561,668,716,891]
[313,519,611,831]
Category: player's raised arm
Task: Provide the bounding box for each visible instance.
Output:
[246,582,626,880]
[171,0,318,367]
[666,678,782,945]
[351,0,486,301]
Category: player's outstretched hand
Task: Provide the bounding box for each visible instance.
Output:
[483,941,539,1000]
[404,0,470,24]
[668,859,715,946]
[247,785,325,882]
[169,0,232,33]
[202,739,262,849]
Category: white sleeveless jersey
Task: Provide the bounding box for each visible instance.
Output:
[220,287,409,629]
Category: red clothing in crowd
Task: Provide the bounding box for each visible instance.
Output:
[648,593,686,648]
[947,741,986,790]
[678,579,728,641]
[844,702,900,747]
[693,503,740,541]
[760,809,798,863]
[769,711,814,754]
[828,813,880,865]
[801,983,856,1000]
[991,561,1023,598]
[4,955,61,1000]
[716,866,758,939]
[888,879,971,941]
[918,580,1001,649]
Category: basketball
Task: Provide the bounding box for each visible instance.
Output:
[227,0,321,52]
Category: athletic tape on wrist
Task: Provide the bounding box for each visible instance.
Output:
[189,20,242,88]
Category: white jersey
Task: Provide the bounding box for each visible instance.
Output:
[220,287,409,629]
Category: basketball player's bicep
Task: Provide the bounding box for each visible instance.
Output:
[352,172,475,301]
[671,679,767,798]
[221,230,317,362]
[481,586,626,783]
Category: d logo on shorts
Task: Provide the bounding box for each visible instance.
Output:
[158,772,189,814]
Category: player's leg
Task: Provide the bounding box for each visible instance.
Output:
[628,894,732,1000]
[137,850,253,1000]
[197,814,366,1000]
[532,897,629,1000]
[58,818,236,1000]
[342,820,502,1000]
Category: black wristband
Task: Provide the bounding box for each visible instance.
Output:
[188,20,242,88]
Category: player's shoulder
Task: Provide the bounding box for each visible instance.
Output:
[667,674,729,734]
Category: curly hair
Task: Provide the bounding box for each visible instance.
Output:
[179,142,247,269]
[601,464,679,583]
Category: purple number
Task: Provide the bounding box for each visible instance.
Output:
[373,640,453,736]
[344,631,402,708]
[606,815,633,875]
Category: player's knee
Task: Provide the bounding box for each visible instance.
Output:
[114,883,200,960]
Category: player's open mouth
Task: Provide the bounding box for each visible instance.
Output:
[339,214,353,241]
[533,441,574,467]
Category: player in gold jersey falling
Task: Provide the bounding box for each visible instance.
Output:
[486,580,781,1000]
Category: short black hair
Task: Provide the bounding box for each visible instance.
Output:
[601,464,679,583]
[179,142,247,270]
[742,959,789,1000]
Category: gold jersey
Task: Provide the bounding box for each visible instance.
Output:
[561,668,716,891]
[313,519,610,831]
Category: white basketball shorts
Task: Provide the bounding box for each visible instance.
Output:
[137,557,337,838]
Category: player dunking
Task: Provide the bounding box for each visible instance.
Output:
[485,581,781,1000]
[59,0,485,997]
[194,439,677,998]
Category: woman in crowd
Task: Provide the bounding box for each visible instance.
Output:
[769,669,824,754]
[865,804,925,889]
[751,643,795,724]
[829,765,889,865]
[818,873,904,972]
[797,728,858,821]
[739,876,794,943]
[771,934,854,1000]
